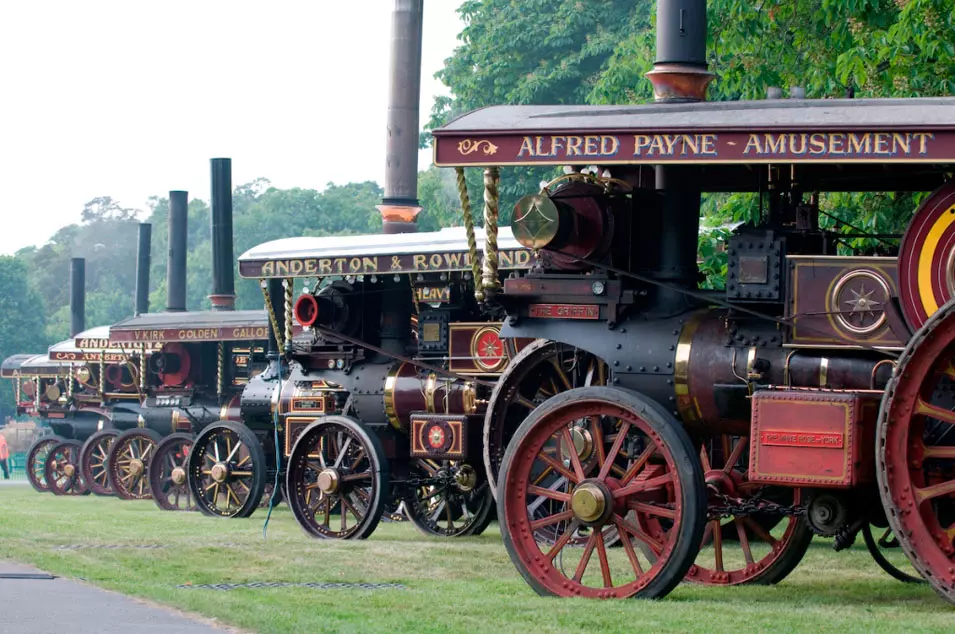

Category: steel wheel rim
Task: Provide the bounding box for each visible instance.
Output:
[502,398,687,598]
[879,310,955,602]
[81,432,117,496]
[686,435,808,585]
[46,442,88,496]
[151,436,195,511]
[110,433,157,499]
[288,422,379,539]
[191,428,258,516]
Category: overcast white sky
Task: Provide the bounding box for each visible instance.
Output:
[0,1,464,255]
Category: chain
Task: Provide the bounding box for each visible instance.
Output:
[707,489,806,521]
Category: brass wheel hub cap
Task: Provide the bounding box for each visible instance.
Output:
[171,467,187,485]
[561,427,594,462]
[571,482,609,524]
[50,459,59,471]
[317,468,340,494]
[63,463,76,478]
[210,463,229,483]
[128,458,144,477]
[453,465,477,492]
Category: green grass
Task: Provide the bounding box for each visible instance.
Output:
[0,486,951,633]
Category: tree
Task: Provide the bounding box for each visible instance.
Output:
[0,257,47,419]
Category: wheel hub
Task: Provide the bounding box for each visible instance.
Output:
[453,465,477,492]
[704,469,738,496]
[210,462,230,483]
[317,468,340,494]
[49,459,58,471]
[63,463,75,478]
[561,427,594,462]
[171,466,187,485]
[571,481,612,525]
[128,459,144,477]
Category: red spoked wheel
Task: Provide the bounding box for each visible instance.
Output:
[498,386,706,599]
[80,429,119,496]
[149,433,195,511]
[26,436,62,493]
[108,428,162,500]
[686,435,812,585]
[878,298,955,604]
[286,416,388,540]
[44,440,90,496]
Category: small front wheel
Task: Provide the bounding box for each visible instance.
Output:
[45,440,90,496]
[80,429,119,496]
[286,416,388,540]
[187,421,266,518]
[149,433,196,512]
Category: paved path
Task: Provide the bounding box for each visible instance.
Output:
[0,561,243,634]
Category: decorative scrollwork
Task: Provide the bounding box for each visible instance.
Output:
[457,139,499,156]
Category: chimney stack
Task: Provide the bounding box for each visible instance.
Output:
[167,191,189,312]
[69,257,85,337]
[134,223,151,316]
[209,158,235,311]
[645,0,713,103]
[376,0,424,234]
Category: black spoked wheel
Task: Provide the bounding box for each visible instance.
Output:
[80,429,119,496]
[149,433,196,511]
[108,429,163,500]
[286,416,388,540]
[402,459,494,537]
[862,523,926,584]
[187,421,266,518]
[45,440,90,496]
[26,436,62,493]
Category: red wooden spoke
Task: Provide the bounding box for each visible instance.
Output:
[561,427,587,481]
[629,501,677,519]
[595,530,613,587]
[915,478,955,504]
[699,444,712,471]
[527,485,571,503]
[620,443,655,485]
[923,445,955,460]
[742,517,778,545]
[590,417,606,468]
[724,437,747,473]
[736,519,755,565]
[619,530,644,576]
[572,533,598,582]
[612,473,674,499]
[537,449,579,483]
[914,396,955,425]
[530,509,575,531]
[545,520,581,561]
[349,449,366,471]
[614,514,664,555]
[712,520,725,572]
[597,421,631,481]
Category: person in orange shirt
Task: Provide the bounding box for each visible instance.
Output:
[0,432,10,479]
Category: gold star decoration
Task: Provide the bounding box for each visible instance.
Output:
[843,284,882,324]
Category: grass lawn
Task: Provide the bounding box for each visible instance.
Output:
[0,485,951,633]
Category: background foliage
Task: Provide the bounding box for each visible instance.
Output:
[3,0,954,413]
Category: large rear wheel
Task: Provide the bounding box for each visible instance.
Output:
[26,436,62,493]
[45,440,90,496]
[878,298,955,604]
[498,386,706,599]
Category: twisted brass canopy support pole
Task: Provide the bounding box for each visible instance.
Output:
[481,167,501,300]
[284,278,294,352]
[260,280,285,353]
[455,167,482,297]
[217,341,225,401]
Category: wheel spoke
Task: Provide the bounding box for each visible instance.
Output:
[595,530,613,587]
[619,442,654,485]
[529,509,575,531]
[915,477,955,504]
[572,533,597,582]
[614,514,663,555]
[560,427,586,481]
[545,519,581,561]
[526,484,571,503]
[333,437,352,469]
[736,519,755,565]
[619,530,644,576]
[628,501,676,519]
[712,520,725,572]
[597,421,631,481]
[914,396,955,425]
[742,517,778,544]
[723,437,747,473]
[612,473,674,499]
[536,450,578,484]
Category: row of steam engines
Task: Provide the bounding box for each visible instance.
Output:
[426,0,955,605]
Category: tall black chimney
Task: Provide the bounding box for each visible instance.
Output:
[69,257,85,337]
[209,158,235,311]
[167,191,188,312]
[645,0,713,314]
[376,0,424,234]
[134,223,151,315]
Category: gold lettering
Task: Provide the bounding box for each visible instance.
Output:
[682,134,699,155]
[499,251,513,267]
[634,135,652,156]
[551,136,565,156]
[828,133,845,155]
[518,136,535,157]
[913,132,934,154]
[809,133,826,155]
[892,132,910,155]
[663,135,680,156]
[275,261,289,276]
[319,259,332,274]
[535,136,547,156]
[261,261,274,277]
[303,259,317,274]
[764,134,786,155]
[289,259,303,275]
[413,254,427,270]
[743,134,762,155]
[515,250,531,266]
[789,133,808,155]
[584,136,599,154]
[362,257,377,271]
[600,135,619,155]
[847,132,869,154]
[700,134,717,155]
[567,136,583,156]
[429,254,442,269]
[874,132,890,154]
[443,252,462,268]
[649,135,666,155]
[348,258,362,273]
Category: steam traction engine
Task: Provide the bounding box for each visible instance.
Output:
[429,3,955,604]
[230,227,532,538]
